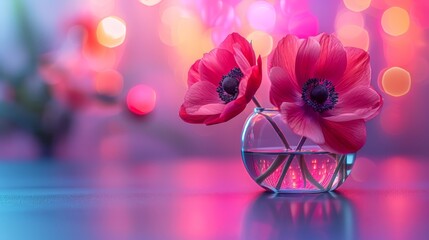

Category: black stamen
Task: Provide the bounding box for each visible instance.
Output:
[302,78,338,112]
[310,85,329,104]
[222,77,239,95]
[217,67,243,103]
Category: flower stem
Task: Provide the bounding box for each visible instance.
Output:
[250,96,293,186]
[251,97,291,150]
[252,97,262,108]
[259,113,291,150]
[326,155,345,191]
[255,136,305,184]
[274,154,295,190]
[299,155,325,191]
[255,154,286,184]
[298,155,307,187]
[274,137,306,190]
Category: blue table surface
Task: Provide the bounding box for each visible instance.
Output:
[0,156,428,240]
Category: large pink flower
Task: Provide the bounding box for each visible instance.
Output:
[180,33,262,125]
[269,33,383,153]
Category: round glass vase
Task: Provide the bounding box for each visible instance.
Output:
[241,108,356,193]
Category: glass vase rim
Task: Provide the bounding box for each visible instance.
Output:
[254,107,279,113]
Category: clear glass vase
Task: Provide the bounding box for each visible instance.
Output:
[241,108,356,193]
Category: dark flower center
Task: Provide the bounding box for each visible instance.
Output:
[222,77,239,95]
[217,67,243,103]
[310,85,329,104]
[302,78,338,112]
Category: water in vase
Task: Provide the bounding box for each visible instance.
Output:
[242,147,356,193]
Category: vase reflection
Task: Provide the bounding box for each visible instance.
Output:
[242,192,356,240]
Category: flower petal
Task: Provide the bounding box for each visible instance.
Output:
[319,119,366,154]
[192,103,225,115]
[188,60,201,87]
[269,66,301,108]
[295,37,320,87]
[233,45,251,72]
[313,34,347,82]
[179,105,220,124]
[280,102,325,144]
[270,35,301,81]
[323,86,383,122]
[335,47,371,93]
[242,56,262,101]
[219,32,255,65]
[206,97,247,125]
[183,81,222,113]
[179,33,259,125]
[199,48,238,86]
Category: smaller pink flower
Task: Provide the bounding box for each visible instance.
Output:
[269,33,383,153]
[180,33,262,125]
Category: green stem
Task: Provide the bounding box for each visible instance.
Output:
[275,154,295,190]
[259,113,291,150]
[298,155,307,187]
[251,96,293,185]
[255,154,287,184]
[274,137,307,190]
[326,155,345,191]
[299,155,325,191]
[251,97,290,150]
[251,97,262,108]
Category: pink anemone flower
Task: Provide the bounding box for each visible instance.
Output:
[269,33,383,154]
[180,32,262,125]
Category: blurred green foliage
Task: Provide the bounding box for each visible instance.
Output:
[0,0,71,157]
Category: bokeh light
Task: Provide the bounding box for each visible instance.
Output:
[94,70,123,97]
[380,67,411,97]
[381,7,410,36]
[336,25,369,50]
[174,17,213,60]
[159,6,189,47]
[335,10,365,29]
[288,11,319,38]
[4,0,429,162]
[96,16,127,48]
[247,1,276,32]
[246,31,273,58]
[197,0,235,28]
[89,0,115,16]
[127,84,157,115]
[139,0,162,7]
[159,5,214,76]
[343,0,371,12]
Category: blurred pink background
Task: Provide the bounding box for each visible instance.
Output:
[0,0,428,161]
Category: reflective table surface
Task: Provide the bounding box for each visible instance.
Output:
[0,156,428,240]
